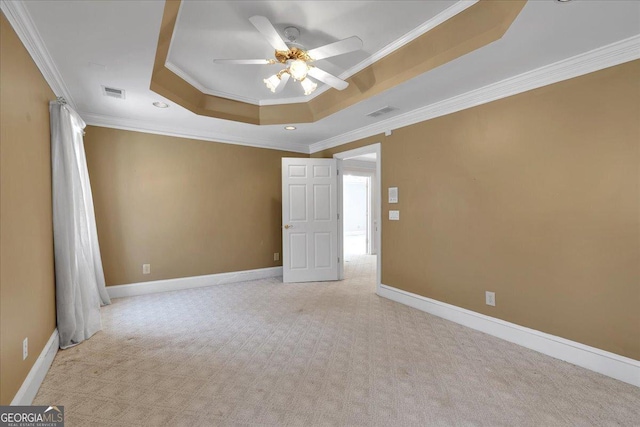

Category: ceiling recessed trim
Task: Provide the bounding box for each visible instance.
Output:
[80,34,640,157]
[164,0,479,107]
[0,0,76,109]
[165,60,267,106]
[332,1,478,78]
[151,0,527,125]
[7,0,636,156]
[165,59,319,107]
[309,34,640,154]
[80,111,309,154]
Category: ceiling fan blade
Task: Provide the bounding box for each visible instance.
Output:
[307,67,349,91]
[307,36,363,61]
[274,73,290,94]
[248,16,289,52]
[213,59,274,65]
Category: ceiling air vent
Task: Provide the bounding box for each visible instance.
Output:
[366,106,396,118]
[102,86,125,99]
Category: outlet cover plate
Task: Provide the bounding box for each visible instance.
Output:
[485,291,496,306]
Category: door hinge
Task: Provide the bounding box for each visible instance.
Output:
[338,257,340,263]
[337,213,340,220]
[337,169,339,175]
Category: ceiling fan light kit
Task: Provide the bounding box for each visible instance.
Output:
[214,16,362,96]
[263,74,282,93]
[288,59,309,81]
[300,77,317,95]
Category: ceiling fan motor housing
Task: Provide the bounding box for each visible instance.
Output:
[275,47,311,64]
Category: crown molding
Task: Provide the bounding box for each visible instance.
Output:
[282,0,477,106]
[0,0,76,109]
[166,61,263,105]
[6,0,637,156]
[164,0,478,107]
[80,111,309,154]
[309,34,640,154]
[331,0,478,83]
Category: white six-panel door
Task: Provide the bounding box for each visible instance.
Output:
[282,158,339,283]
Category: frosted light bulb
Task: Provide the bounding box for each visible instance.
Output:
[289,60,309,81]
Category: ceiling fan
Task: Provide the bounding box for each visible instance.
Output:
[213,16,363,96]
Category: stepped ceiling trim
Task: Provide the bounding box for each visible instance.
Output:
[77,35,639,155]
[150,0,527,125]
[164,1,480,107]
[6,0,636,155]
[309,35,640,154]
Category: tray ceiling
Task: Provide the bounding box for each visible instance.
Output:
[10,0,640,153]
[166,0,459,105]
[152,0,528,125]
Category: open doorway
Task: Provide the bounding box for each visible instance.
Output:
[343,174,371,256]
[334,144,381,292]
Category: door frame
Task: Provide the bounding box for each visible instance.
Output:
[333,143,381,293]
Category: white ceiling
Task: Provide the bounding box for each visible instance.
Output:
[13,0,640,154]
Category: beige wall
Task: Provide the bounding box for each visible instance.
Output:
[84,127,306,286]
[1,12,637,411]
[0,13,57,404]
[315,61,640,360]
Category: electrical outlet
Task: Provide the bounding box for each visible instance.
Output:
[273,252,280,261]
[143,264,151,275]
[23,337,28,360]
[485,291,496,307]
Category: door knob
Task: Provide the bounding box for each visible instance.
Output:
[284,224,293,229]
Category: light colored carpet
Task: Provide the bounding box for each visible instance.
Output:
[34,255,639,426]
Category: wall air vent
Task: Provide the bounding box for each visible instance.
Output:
[102,86,125,99]
[366,106,396,118]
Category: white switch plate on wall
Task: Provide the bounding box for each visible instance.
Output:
[389,210,400,220]
[143,264,151,275]
[23,337,28,360]
[388,187,398,203]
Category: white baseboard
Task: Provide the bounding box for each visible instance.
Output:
[378,284,640,388]
[107,266,283,299]
[11,329,59,405]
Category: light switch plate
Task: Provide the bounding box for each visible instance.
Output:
[389,210,400,220]
[388,187,398,204]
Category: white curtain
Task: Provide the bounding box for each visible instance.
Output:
[50,102,111,349]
